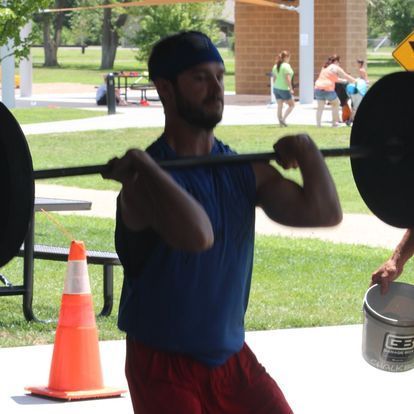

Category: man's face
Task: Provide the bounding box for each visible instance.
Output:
[172,62,225,130]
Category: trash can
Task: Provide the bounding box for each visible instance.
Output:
[106,73,116,115]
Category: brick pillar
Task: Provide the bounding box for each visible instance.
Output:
[234,0,367,95]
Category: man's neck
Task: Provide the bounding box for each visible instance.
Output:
[164,122,215,157]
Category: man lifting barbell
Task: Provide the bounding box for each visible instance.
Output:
[1,29,414,414]
[100,31,341,414]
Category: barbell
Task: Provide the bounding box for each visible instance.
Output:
[0,71,413,268]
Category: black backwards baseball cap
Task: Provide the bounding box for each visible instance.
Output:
[148,31,224,81]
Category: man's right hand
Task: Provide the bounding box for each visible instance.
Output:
[371,259,403,295]
[101,149,157,185]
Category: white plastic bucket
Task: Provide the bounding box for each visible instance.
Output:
[362,282,414,372]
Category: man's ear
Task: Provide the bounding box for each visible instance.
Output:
[154,78,174,103]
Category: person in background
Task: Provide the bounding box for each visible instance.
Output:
[103,31,342,414]
[272,50,295,127]
[371,229,414,294]
[345,77,368,125]
[314,55,356,127]
[356,59,369,83]
[96,75,126,106]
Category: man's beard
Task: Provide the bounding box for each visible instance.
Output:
[173,86,223,130]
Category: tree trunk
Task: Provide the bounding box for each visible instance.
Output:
[42,0,66,67]
[43,16,58,66]
[100,6,128,70]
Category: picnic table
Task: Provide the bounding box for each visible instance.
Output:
[0,197,91,321]
[113,71,157,103]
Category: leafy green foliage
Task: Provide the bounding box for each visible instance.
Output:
[0,0,50,62]
[129,2,225,62]
[68,1,102,45]
[368,0,414,43]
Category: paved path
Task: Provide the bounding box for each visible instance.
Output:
[2,326,413,414]
[36,183,404,250]
[18,90,331,135]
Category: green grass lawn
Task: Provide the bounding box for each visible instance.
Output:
[1,213,412,347]
[31,46,236,92]
[29,46,397,93]
[11,107,105,124]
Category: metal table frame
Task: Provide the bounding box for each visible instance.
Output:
[0,197,91,321]
[114,72,142,102]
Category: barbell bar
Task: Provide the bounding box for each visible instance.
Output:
[1,71,414,269]
[33,146,379,180]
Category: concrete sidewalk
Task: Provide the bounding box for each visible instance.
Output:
[17,89,333,135]
[36,183,405,250]
[2,326,413,414]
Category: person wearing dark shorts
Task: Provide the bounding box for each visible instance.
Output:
[102,31,342,414]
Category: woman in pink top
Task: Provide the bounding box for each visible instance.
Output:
[314,55,356,127]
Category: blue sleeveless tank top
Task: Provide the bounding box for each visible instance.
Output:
[115,135,256,366]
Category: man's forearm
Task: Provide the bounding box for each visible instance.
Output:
[391,229,414,267]
[121,164,214,252]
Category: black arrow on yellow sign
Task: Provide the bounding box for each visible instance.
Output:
[410,41,414,52]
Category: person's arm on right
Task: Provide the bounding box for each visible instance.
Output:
[102,149,214,252]
[333,65,356,84]
[371,229,414,294]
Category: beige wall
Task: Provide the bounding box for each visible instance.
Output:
[234,0,367,95]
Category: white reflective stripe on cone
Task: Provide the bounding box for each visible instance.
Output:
[63,260,91,294]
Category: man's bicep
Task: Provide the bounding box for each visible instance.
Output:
[253,162,305,224]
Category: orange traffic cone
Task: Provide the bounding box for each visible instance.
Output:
[26,240,126,400]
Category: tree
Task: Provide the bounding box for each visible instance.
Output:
[368,0,414,44]
[69,3,102,46]
[0,0,50,62]
[387,0,414,44]
[129,2,224,64]
[100,0,129,70]
[36,0,75,67]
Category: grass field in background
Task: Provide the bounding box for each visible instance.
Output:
[30,46,396,92]
[11,107,104,124]
[31,46,236,91]
[1,213,412,347]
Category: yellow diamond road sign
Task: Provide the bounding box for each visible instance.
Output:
[392,30,414,71]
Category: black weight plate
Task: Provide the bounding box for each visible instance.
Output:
[351,71,414,228]
[0,102,34,267]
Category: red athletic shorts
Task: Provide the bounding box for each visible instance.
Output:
[125,338,293,414]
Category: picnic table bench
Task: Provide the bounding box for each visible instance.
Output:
[130,82,157,104]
